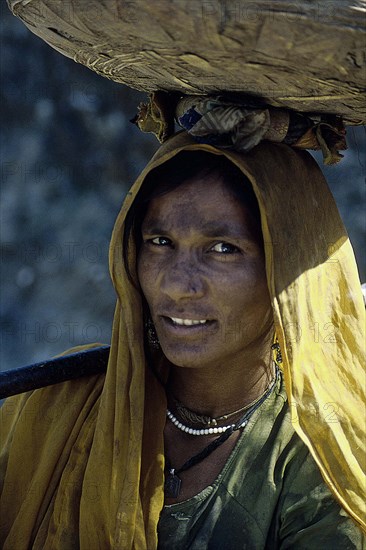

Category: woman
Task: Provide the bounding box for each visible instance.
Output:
[1,132,365,548]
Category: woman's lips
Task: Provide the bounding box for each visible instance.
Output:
[170,317,208,326]
[159,315,217,334]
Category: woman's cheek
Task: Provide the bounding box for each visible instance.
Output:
[138,253,161,299]
[137,254,149,295]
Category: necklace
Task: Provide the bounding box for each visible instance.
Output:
[167,410,248,436]
[164,366,280,498]
[172,368,277,428]
[167,364,278,435]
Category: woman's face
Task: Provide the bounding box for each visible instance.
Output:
[137,172,273,370]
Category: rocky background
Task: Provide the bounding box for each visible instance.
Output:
[1,5,365,371]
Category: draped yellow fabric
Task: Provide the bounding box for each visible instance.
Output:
[1,132,365,548]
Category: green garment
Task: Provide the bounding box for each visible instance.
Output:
[158,374,364,549]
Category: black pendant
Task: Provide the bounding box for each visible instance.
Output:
[164,470,182,498]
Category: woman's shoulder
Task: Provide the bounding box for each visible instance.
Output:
[0,354,105,548]
[219,377,365,547]
[1,369,104,439]
[1,347,105,483]
[1,343,107,429]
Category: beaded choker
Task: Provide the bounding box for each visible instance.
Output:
[166,410,246,436]
[167,364,278,435]
[171,369,277,430]
[164,366,280,498]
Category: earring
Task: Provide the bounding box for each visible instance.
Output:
[146,317,160,349]
[271,340,283,364]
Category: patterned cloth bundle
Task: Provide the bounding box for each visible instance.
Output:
[134,92,347,165]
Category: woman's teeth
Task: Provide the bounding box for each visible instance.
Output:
[170,318,207,326]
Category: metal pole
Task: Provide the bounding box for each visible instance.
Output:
[0,345,110,400]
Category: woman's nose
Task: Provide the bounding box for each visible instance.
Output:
[160,257,205,300]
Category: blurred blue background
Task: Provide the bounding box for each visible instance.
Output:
[1,4,365,370]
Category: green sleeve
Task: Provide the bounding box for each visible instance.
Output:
[277,451,365,549]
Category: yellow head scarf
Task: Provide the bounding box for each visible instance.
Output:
[1,132,365,548]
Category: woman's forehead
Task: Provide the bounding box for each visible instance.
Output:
[141,175,257,239]
[143,173,238,213]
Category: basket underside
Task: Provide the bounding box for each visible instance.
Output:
[8,0,366,124]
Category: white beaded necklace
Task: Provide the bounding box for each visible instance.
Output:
[164,366,280,497]
[166,409,248,436]
[166,364,279,437]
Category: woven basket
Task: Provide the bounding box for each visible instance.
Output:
[8,0,366,124]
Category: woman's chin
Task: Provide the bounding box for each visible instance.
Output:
[160,343,216,371]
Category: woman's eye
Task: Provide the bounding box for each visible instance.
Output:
[150,236,172,246]
[210,242,240,254]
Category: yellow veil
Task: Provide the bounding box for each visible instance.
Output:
[1,132,365,548]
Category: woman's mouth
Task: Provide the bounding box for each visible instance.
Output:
[170,317,208,326]
[159,316,217,335]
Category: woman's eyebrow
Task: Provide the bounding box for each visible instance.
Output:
[142,220,252,239]
[141,220,167,234]
[200,221,251,239]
